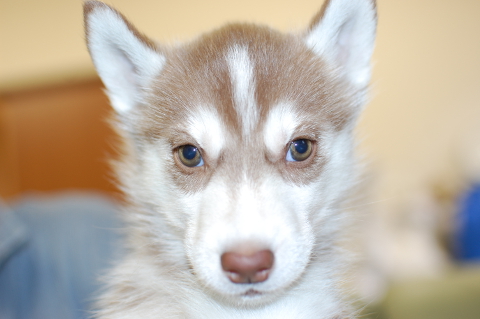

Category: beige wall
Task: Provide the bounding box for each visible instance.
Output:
[1,0,480,208]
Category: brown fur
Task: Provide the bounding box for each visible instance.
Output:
[127,23,361,193]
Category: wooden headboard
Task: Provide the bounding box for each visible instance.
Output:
[0,79,121,200]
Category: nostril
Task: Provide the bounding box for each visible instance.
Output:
[221,249,274,284]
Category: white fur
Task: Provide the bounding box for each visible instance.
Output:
[85,0,377,318]
[226,45,258,136]
[85,3,165,113]
[263,102,299,157]
[184,173,315,300]
[305,0,376,86]
[186,106,226,160]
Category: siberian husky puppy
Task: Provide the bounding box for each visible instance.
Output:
[84,0,377,317]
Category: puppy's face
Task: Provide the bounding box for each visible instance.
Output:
[84,0,376,306]
[129,26,359,304]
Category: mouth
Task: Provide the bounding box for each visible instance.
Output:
[242,289,263,297]
[236,288,270,304]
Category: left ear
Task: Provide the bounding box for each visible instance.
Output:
[305,0,377,87]
[84,1,165,115]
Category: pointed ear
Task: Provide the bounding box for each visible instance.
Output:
[84,1,165,114]
[305,0,377,87]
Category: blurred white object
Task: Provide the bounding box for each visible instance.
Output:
[358,190,449,302]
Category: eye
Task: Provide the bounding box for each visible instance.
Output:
[178,145,204,167]
[286,139,313,162]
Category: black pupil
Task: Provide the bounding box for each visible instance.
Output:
[293,140,308,154]
[182,145,198,160]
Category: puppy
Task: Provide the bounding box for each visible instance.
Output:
[84,0,377,317]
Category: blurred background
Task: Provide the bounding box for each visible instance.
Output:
[1,0,479,318]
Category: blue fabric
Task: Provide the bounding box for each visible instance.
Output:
[455,184,480,261]
[0,202,28,268]
[0,192,123,319]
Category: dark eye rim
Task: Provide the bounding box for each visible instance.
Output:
[176,144,204,168]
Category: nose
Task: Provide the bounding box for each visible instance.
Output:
[221,249,274,283]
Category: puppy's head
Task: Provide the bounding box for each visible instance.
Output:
[84,0,376,305]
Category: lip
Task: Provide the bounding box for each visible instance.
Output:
[242,289,263,298]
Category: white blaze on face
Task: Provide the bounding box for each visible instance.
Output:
[186,106,226,160]
[263,102,299,158]
[226,45,258,137]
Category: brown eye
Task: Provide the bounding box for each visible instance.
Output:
[286,139,312,162]
[178,145,204,167]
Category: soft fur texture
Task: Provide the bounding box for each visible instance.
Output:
[84,0,377,318]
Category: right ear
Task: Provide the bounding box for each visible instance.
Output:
[305,0,377,87]
[84,1,165,114]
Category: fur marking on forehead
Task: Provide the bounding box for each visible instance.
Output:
[187,106,225,160]
[263,102,299,156]
[226,45,258,137]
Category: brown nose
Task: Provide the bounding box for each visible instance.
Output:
[221,249,274,283]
